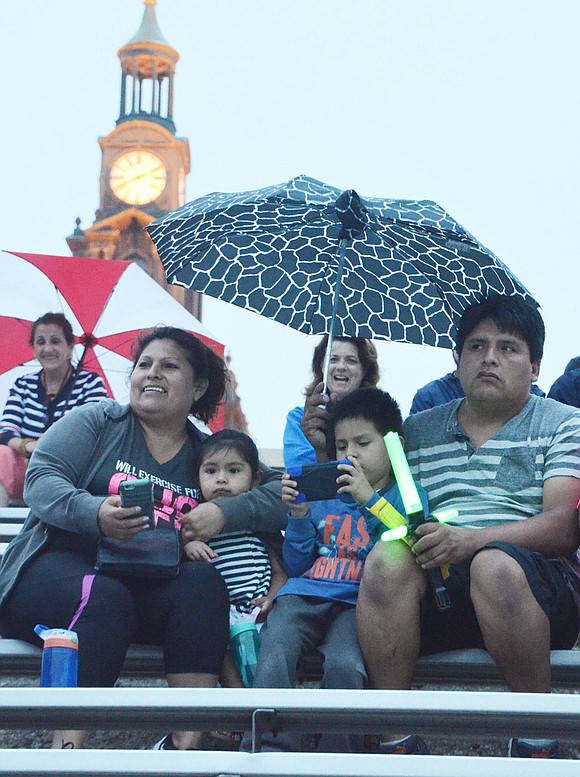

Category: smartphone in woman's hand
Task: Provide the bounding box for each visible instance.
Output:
[119,478,155,529]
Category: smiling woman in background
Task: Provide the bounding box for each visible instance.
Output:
[0,312,108,507]
[283,336,380,468]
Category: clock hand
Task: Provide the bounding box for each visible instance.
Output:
[114,166,165,186]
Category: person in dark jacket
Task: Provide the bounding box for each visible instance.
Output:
[548,357,580,409]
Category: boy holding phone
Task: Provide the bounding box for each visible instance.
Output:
[240,388,428,754]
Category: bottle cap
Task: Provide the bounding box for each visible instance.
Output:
[34,624,78,647]
[43,637,79,650]
[229,621,258,638]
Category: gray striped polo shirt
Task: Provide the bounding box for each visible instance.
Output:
[404,395,580,528]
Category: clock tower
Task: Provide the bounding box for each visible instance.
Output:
[67,0,200,318]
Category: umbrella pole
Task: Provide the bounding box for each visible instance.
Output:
[322,239,348,395]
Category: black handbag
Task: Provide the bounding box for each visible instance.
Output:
[95,515,180,578]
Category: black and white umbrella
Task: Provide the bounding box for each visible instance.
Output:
[148,174,536,361]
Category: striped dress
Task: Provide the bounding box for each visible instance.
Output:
[209,531,271,613]
[0,369,109,444]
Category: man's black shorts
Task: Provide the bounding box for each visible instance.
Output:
[419,541,579,655]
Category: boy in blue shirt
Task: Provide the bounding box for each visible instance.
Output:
[241,388,428,754]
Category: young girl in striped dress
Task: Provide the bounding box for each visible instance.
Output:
[183,429,286,687]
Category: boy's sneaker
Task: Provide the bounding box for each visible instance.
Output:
[379,735,430,755]
[151,734,177,750]
[507,738,560,758]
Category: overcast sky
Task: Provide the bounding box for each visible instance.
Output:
[1,0,578,449]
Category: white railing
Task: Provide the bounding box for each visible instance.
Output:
[0,749,572,777]
[0,686,577,741]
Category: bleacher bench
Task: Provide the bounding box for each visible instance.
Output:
[2,507,580,687]
[2,639,580,687]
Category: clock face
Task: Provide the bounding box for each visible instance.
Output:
[109,150,167,205]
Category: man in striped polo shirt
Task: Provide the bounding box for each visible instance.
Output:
[357,295,580,758]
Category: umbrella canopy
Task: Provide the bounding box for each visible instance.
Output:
[147,175,537,351]
[0,251,225,427]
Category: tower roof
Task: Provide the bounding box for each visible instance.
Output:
[116,1,179,133]
[118,0,179,70]
[127,0,172,48]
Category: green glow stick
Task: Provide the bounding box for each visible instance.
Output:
[380,509,459,543]
[384,432,423,517]
[383,434,455,612]
[430,508,459,524]
[380,525,410,543]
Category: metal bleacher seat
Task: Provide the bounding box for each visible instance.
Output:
[0,687,579,775]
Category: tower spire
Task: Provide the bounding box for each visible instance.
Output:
[117,0,179,134]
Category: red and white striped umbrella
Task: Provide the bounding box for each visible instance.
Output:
[0,251,225,427]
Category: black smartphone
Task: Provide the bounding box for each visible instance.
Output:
[287,460,350,503]
[119,478,155,529]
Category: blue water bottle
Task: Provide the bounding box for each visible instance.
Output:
[34,624,78,687]
[229,622,261,687]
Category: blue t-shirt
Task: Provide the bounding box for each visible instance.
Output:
[278,482,429,605]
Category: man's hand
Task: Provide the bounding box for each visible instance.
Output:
[180,502,225,542]
[300,382,331,461]
[412,522,483,567]
[97,496,150,540]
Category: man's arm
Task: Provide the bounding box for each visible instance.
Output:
[413,475,580,568]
